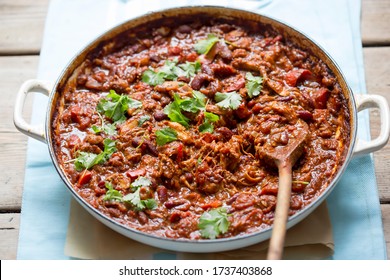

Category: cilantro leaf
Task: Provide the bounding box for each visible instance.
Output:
[74,152,98,171]
[177,61,201,78]
[245,72,263,98]
[74,138,117,171]
[199,112,219,133]
[198,207,230,239]
[103,182,123,201]
[192,90,207,105]
[138,115,151,126]
[131,176,152,188]
[142,69,166,86]
[215,91,242,110]
[127,98,143,109]
[97,90,142,123]
[123,177,157,211]
[142,60,178,86]
[163,91,208,127]
[163,98,190,127]
[173,91,207,115]
[178,99,198,113]
[199,122,214,133]
[142,59,202,86]
[159,60,179,80]
[204,111,219,122]
[91,112,117,136]
[91,123,117,135]
[123,189,158,211]
[155,127,178,146]
[177,93,205,114]
[93,138,117,164]
[194,34,219,55]
[186,91,207,112]
[123,188,144,210]
[143,199,158,210]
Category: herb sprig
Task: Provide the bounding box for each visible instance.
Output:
[214,91,242,110]
[199,112,219,133]
[163,97,191,127]
[198,207,230,239]
[194,34,219,55]
[163,91,207,127]
[155,127,178,146]
[103,176,157,211]
[123,176,157,211]
[142,60,201,86]
[245,72,263,98]
[138,115,151,127]
[74,138,117,171]
[163,91,222,133]
[91,112,117,136]
[103,182,123,201]
[97,90,142,124]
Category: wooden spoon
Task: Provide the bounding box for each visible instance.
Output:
[256,119,309,260]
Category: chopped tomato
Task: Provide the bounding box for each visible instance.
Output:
[67,134,81,149]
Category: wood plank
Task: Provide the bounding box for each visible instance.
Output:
[361,0,390,46]
[0,56,39,210]
[363,47,390,202]
[0,213,20,260]
[0,0,49,54]
[0,0,388,53]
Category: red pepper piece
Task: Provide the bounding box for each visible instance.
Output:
[78,170,92,186]
[177,143,183,163]
[285,69,312,87]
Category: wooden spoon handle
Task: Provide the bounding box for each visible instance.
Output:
[267,162,292,260]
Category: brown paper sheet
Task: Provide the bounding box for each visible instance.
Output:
[65,199,334,260]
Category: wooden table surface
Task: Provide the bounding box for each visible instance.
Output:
[0,0,389,259]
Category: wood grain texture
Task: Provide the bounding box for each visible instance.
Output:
[0,56,39,210]
[0,0,389,53]
[362,0,390,45]
[0,0,49,54]
[0,213,20,260]
[363,47,390,202]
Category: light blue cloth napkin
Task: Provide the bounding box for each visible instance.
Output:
[17,0,386,259]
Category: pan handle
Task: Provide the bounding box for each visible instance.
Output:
[13,79,53,143]
[353,94,390,157]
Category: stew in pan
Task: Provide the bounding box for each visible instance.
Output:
[52,14,350,240]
